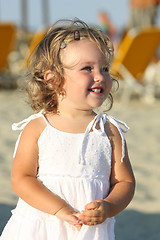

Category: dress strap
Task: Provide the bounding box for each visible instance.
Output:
[12,110,44,131]
[105,114,129,162]
[12,110,46,158]
[79,113,129,164]
[78,115,97,164]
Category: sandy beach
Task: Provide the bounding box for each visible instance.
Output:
[0,89,160,239]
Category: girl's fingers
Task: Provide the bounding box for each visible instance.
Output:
[74,224,83,231]
[63,214,80,225]
[81,209,101,218]
[79,208,105,225]
[78,201,108,226]
[82,214,104,225]
[73,213,83,224]
[85,201,100,210]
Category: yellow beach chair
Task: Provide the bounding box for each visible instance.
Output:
[111,27,160,101]
[0,23,16,72]
[24,30,47,65]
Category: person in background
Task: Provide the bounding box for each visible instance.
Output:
[97,11,118,53]
[128,0,160,29]
[97,11,117,40]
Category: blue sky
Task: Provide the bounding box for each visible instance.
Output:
[0,0,130,31]
[1,0,160,32]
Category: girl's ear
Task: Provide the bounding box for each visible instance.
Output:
[44,70,55,83]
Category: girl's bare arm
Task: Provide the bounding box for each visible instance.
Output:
[79,122,135,225]
[11,118,80,226]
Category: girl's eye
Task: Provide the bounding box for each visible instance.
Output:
[82,66,92,71]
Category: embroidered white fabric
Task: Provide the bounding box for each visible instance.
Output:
[1,112,129,240]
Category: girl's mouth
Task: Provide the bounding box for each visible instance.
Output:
[88,87,104,93]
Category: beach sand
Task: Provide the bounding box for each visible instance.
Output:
[0,89,160,239]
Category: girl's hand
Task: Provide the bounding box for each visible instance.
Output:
[79,200,109,226]
[55,206,83,231]
[73,212,83,231]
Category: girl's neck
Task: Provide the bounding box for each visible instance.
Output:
[46,108,96,134]
[57,105,95,119]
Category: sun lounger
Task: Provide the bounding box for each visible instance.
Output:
[0,23,16,71]
[111,27,160,102]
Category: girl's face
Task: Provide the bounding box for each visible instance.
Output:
[59,38,112,112]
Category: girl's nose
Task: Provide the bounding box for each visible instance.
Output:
[94,71,104,82]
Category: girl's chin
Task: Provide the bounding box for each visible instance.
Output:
[90,102,106,109]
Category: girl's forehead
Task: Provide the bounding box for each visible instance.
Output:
[63,38,98,52]
[60,39,107,67]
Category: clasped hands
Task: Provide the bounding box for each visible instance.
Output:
[75,200,109,231]
[56,200,109,232]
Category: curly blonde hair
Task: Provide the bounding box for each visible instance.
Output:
[26,18,117,113]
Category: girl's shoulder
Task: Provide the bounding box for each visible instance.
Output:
[24,117,46,137]
[12,113,47,158]
[12,112,47,141]
[102,113,129,162]
[104,118,119,138]
[101,113,129,136]
[104,118,123,152]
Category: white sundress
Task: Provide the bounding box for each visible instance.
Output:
[0,112,129,240]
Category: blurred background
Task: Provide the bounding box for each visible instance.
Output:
[0,0,160,239]
[0,0,160,94]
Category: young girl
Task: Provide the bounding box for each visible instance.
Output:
[1,19,135,240]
